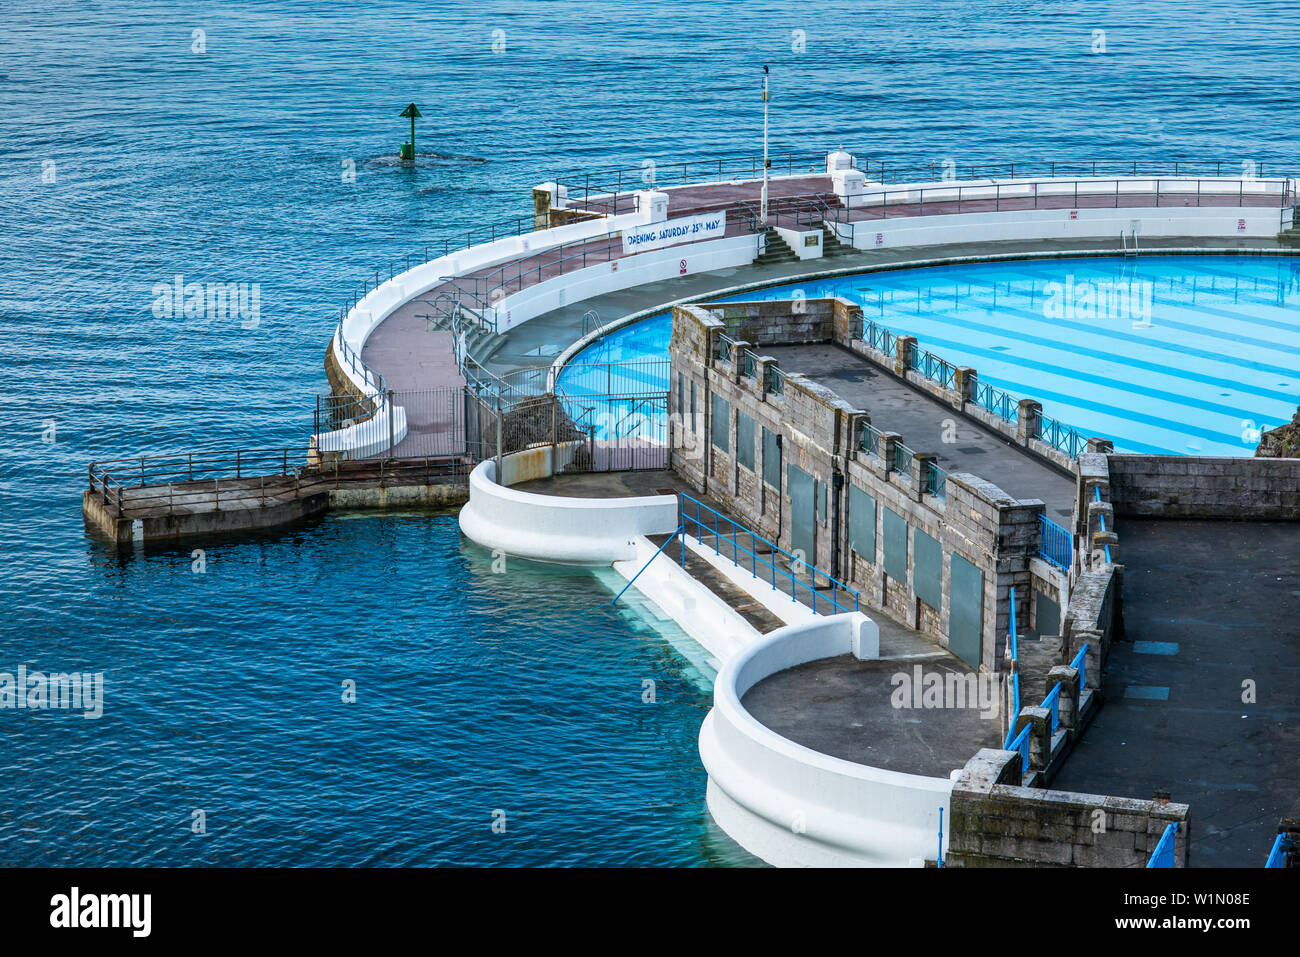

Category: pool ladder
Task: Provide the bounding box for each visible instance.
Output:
[1121,227,1140,257]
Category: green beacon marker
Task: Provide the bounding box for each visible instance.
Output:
[399,103,422,163]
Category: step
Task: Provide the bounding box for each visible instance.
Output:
[647,533,787,634]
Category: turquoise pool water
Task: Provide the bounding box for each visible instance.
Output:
[568,256,1300,457]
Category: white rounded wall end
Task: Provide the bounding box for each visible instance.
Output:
[851,612,881,660]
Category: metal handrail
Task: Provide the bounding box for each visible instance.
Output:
[1038,514,1074,573]
[1265,832,1292,868]
[1043,681,1063,736]
[1095,485,1113,563]
[826,173,1293,225]
[1008,723,1032,777]
[612,524,684,605]
[924,460,947,498]
[679,493,859,615]
[1147,822,1179,868]
[1071,643,1089,694]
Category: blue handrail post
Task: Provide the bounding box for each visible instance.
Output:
[1147,822,1179,868]
[937,806,944,868]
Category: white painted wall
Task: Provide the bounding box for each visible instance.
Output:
[490,234,760,332]
[772,225,823,261]
[699,613,956,867]
[612,535,762,664]
[457,459,678,564]
[846,183,1289,250]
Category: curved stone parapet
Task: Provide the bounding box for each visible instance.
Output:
[699,613,955,867]
[457,459,678,564]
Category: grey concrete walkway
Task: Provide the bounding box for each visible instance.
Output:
[1051,519,1300,868]
[744,653,1003,777]
[764,342,1076,522]
[515,468,945,659]
[483,234,1290,382]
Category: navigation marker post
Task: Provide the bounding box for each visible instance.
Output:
[399,103,422,163]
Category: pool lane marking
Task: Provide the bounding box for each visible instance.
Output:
[1134,641,1180,655]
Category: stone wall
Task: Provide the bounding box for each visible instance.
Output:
[948,749,1190,868]
[1108,454,1300,519]
[669,300,1050,671]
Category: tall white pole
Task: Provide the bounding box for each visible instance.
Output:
[761,65,769,227]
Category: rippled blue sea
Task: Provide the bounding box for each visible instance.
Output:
[2,1,1298,865]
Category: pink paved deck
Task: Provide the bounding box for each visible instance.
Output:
[356,177,1290,459]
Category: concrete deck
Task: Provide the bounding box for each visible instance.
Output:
[483,234,1290,382]
[762,342,1077,523]
[514,469,942,658]
[1051,519,1300,868]
[743,653,1003,777]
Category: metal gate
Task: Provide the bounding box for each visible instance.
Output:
[558,391,669,472]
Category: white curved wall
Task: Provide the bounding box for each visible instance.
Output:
[490,233,759,332]
[457,459,678,564]
[700,613,955,867]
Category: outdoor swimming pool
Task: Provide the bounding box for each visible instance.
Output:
[564,255,1300,457]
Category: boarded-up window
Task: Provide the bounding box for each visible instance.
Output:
[883,506,908,584]
[914,528,942,610]
[762,428,781,488]
[848,486,876,561]
[736,410,755,471]
[711,393,729,452]
[949,553,984,668]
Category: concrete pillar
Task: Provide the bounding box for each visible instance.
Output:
[1046,664,1079,731]
[532,182,567,229]
[1092,530,1118,566]
[912,452,937,501]
[954,366,976,407]
[1087,437,1115,454]
[895,335,917,377]
[1016,706,1051,771]
[880,431,903,476]
[1016,399,1042,444]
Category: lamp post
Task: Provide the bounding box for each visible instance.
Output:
[399,103,422,163]
[760,65,769,227]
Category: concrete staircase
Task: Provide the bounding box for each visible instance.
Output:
[1015,634,1066,705]
[1278,207,1300,247]
[755,227,799,266]
[421,304,507,364]
[819,223,856,257]
[646,531,787,634]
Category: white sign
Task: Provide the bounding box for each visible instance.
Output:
[622,211,726,255]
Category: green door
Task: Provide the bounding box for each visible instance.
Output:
[787,464,815,569]
[949,553,984,669]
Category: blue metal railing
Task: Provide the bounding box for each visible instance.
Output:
[925,460,947,498]
[1265,832,1292,868]
[1008,723,1032,778]
[1034,410,1089,457]
[893,442,913,476]
[679,493,859,615]
[856,420,881,455]
[611,524,684,605]
[1071,643,1088,694]
[1094,485,1112,564]
[1038,514,1073,573]
[1043,682,1062,736]
[1147,822,1179,868]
